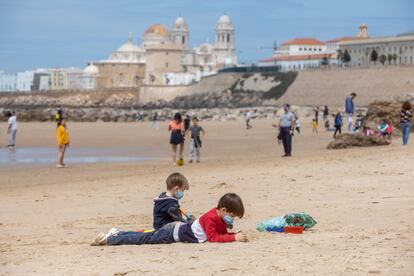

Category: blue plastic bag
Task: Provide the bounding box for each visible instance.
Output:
[256,216,286,232]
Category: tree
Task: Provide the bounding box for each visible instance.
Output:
[392,54,398,65]
[337,49,344,65]
[379,54,387,65]
[343,50,351,64]
[321,56,329,66]
[387,54,393,65]
[370,49,378,64]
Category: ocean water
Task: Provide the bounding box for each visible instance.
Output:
[0,147,154,166]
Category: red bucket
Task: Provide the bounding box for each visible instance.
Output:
[284,226,304,234]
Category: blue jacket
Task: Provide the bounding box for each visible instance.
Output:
[345,96,355,114]
[153,193,185,229]
[334,114,343,126]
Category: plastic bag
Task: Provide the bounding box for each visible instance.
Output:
[256,216,286,232]
[283,212,317,230]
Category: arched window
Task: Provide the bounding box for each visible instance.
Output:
[227,34,230,43]
[182,36,185,45]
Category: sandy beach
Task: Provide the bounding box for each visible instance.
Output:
[0,119,413,275]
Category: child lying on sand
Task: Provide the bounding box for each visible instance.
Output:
[91,193,248,246]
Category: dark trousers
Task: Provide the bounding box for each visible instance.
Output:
[280,127,292,156]
[107,222,178,246]
[334,125,341,138]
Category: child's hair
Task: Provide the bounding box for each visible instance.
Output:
[217,193,245,218]
[173,112,182,123]
[402,101,412,110]
[166,172,189,190]
[192,117,198,122]
[351,92,357,97]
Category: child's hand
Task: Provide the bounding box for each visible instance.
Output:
[235,232,248,242]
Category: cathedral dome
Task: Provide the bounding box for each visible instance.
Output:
[84,63,99,75]
[144,24,170,37]
[174,16,186,26]
[117,34,144,52]
[217,14,233,29]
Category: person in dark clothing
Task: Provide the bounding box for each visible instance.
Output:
[277,104,295,157]
[333,112,343,139]
[184,115,191,132]
[314,107,319,124]
[152,172,193,230]
[323,106,329,121]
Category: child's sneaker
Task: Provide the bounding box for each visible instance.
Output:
[189,160,193,163]
[90,232,107,246]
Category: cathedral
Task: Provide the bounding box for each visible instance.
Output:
[93,14,237,88]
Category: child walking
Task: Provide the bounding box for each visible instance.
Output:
[186,117,205,163]
[311,118,318,134]
[168,113,185,165]
[56,119,69,168]
[333,112,343,139]
[91,193,248,246]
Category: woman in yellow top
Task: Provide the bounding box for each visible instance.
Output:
[56,119,69,168]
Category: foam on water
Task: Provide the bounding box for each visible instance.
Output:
[0,147,153,166]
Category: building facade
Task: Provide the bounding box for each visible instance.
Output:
[16,70,35,91]
[0,71,17,92]
[339,34,414,67]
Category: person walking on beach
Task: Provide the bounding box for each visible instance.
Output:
[245,110,252,129]
[152,112,158,129]
[187,117,205,163]
[55,108,63,122]
[312,118,318,134]
[400,101,412,145]
[184,115,191,132]
[323,106,329,121]
[6,111,17,148]
[56,119,69,168]
[278,104,295,157]
[345,92,357,132]
[314,107,319,124]
[333,112,343,139]
[168,113,185,165]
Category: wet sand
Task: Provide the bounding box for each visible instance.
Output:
[0,120,413,275]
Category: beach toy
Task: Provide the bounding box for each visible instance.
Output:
[283,212,317,230]
[284,226,304,234]
[256,216,286,232]
[265,226,285,233]
[177,158,184,166]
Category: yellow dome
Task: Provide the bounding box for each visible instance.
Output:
[144,24,169,37]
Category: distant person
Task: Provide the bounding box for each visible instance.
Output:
[295,118,301,134]
[312,118,318,134]
[314,107,319,124]
[6,111,17,148]
[377,120,390,138]
[187,117,205,163]
[152,112,158,129]
[245,111,252,129]
[323,105,329,121]
[168,113,185,165]
[184,115,191,132]
[56,119,69,168]
[345,92,357,132]
[277,104,295,157]
[55,108,63,122]
[324,118,330,130]
[400,101,412,145]
[333,112,343,139]
[353,114,364,132]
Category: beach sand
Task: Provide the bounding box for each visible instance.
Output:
[0,120,413,275]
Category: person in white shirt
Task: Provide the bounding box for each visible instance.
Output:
[245,111,252,130]
[7,111,17,148]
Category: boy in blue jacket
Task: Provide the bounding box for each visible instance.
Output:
[152,172,193,230]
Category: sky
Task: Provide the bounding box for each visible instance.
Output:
[0,0,413,73]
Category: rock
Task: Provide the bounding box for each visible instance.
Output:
[327,133,390,149]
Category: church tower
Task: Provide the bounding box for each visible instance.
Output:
[214,14,237,67]
[171,16,189,49]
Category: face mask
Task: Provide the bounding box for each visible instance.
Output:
[223,215,234,225]
[175,191,184,200]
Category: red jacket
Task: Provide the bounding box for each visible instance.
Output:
[198,208,235,242]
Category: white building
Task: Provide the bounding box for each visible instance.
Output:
[16,70,35,91]
[81,63,99,90]
[0,71,17,92]
[260,38,333,71]
[66,67,84,90]
[339,34,414,67]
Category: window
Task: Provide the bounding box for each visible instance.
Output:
[227,34,230,43]
[182,36,185,44]
[166,52,169,55]
[299,48,302,51]
[165,62,169,68]
[304,48,307,51]
[319,48,322,51]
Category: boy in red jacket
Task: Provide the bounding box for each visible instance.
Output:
[91,193,247,246]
